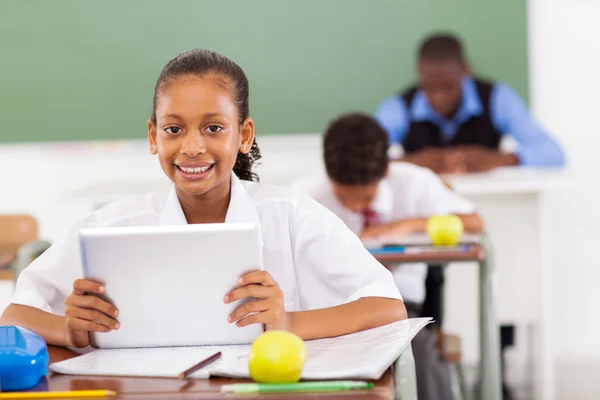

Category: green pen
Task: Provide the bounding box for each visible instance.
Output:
[220,380,374,394]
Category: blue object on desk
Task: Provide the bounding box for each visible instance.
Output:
[0,326,49,391]
[366,246,406,255]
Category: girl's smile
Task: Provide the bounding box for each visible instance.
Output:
[174,161,216,181]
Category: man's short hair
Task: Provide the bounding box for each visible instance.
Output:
[418,33,465,62]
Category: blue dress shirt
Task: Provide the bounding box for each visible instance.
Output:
[375,77,565,167]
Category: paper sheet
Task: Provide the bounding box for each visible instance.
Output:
[50,346,228,378]
[50,318,432,380]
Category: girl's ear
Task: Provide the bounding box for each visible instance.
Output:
[239,117,255,154]
[148,118,158,155]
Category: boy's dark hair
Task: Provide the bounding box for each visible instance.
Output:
[151,49,261,182]
[418,33,465,63]
[323,113,389,185]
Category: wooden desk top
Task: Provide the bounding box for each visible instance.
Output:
[44,346,395,399]
[372,244,485,264]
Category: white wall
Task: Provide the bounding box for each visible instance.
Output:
[0,135,324,240]
[528,0,600,359]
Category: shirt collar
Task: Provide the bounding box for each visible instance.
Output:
[158,187,187,226]
[410,76,483,123]
[158,173,263,247]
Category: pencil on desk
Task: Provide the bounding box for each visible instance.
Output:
[221,381,374,394]
[0,390,116,399]
[177,351,222,379]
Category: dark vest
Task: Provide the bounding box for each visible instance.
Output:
[400,78,502,154]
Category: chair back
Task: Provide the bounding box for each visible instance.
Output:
[0,214,38,262]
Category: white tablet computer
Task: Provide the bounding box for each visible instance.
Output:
[78,223,264,349]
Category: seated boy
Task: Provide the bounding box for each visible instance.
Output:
[293,113,483,400]
[375,33,565,173]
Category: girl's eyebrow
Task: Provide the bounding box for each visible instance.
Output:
[203,112,223,118]
[161,113,183,121]
[161,112,224,120]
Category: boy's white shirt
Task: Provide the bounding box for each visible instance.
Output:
[292,162,476,304]
[12,173,401,316]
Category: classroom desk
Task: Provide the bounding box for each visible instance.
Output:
[43,345,416,400]
[370,242,501,400]
[372,245,485,264]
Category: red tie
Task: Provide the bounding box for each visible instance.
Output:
[362,208,380,230]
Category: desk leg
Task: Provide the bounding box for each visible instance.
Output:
[479,235,502,400]
[394,344,417,400]
[534,191,555,400]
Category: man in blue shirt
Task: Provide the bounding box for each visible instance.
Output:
[375,33,565,173]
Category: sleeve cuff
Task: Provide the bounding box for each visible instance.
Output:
[10,291,52,314]
[344,277,403,304]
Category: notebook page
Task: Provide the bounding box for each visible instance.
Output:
[50,346,247,378]
[212,317,432,380]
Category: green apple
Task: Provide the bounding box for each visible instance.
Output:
[426,215,464,246]
[248,330,306,383]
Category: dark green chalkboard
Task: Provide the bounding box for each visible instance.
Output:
[0,0,528,143]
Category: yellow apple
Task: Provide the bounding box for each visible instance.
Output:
[248,330,306,383]
[426,215,464,246]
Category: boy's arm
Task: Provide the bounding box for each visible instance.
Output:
[288,297,407,340]
[402,213,483,233]
[455,212,484,232]
[0,304,69,346]
[361,212,484,239]
[363,166,484,239]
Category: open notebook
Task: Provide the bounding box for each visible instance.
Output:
[50,317,431,380]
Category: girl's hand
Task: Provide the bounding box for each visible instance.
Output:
[64,279,120,348]
[224,271,289,331]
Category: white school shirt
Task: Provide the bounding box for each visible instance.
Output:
[11,173,401,316]
[292,162,475,304]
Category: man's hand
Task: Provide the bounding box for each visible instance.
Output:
[401,148,467,174]
[457,145,519,172]
[440,150,467,174]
